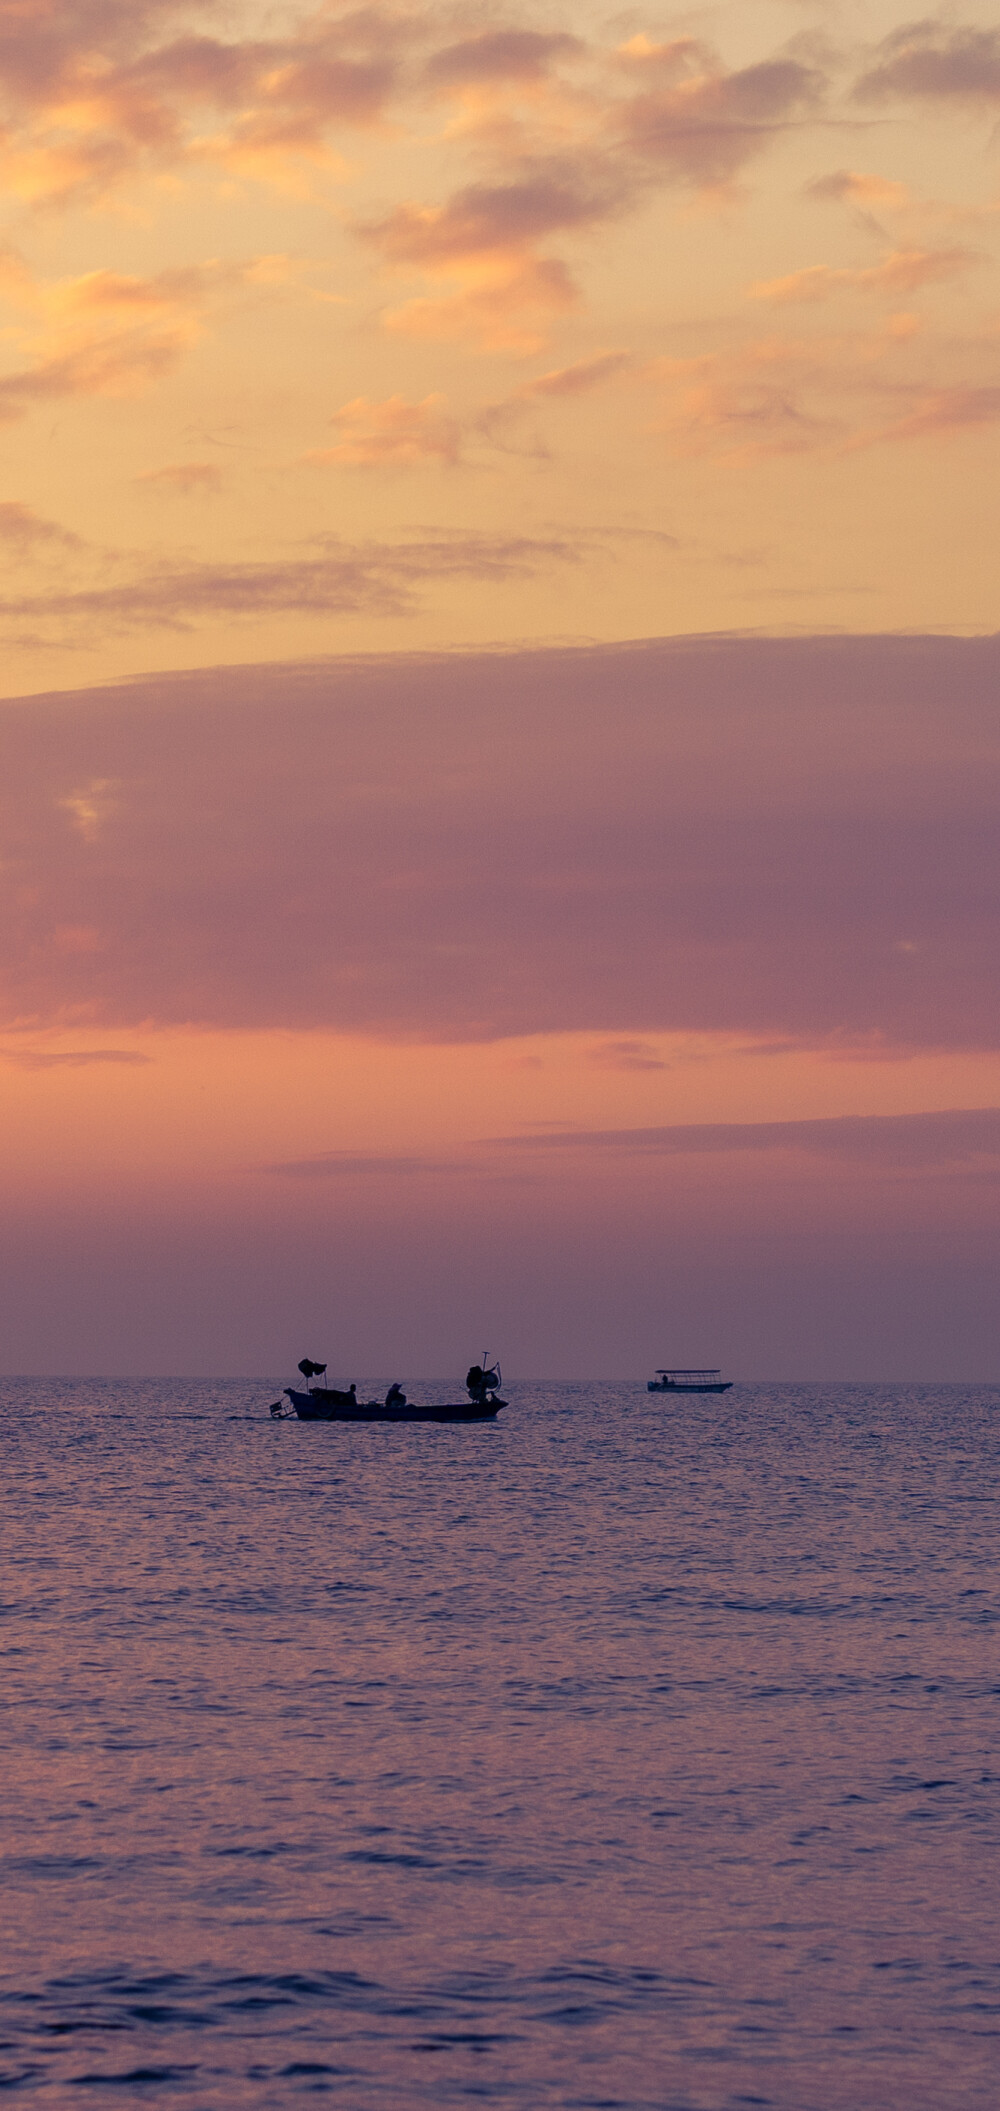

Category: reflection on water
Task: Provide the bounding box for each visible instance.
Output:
[1,1378,998,2108]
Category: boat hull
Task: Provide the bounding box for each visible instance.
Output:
[285,1389,504,1423]
[647,1380,732,1392]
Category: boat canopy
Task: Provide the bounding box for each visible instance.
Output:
[655,1368,722,1378]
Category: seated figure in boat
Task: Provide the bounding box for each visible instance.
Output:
[385,1383,407,1409]
[466,1362,501,1404]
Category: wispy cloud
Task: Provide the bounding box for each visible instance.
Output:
[0,254,285,421]
[488,1108,1000,1167]
[646,312,1000,459]
[263,1150,468,1178]
[0,499,81,549]
[588,1039,666,1072]
[136,460,224,491]
[4,1048,152,1070]
[749,247,980,305]
[516,351,631,398]
[306,394,462,468]
[845,384,1000,450]
[0,528,583,638]
[262,1107,1000,1180]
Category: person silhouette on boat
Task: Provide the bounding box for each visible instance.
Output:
[466,1362,500,1404]
[385,1383,407,1409]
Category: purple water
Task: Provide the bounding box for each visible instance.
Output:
[2,1379,998,2107]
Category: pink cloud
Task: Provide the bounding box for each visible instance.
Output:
[0,499,81,547]
[424,30,583,89]
[489,1108,1000,1168]
[856,24,1000,105]
[616,49,824,191]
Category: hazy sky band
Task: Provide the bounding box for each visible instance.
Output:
[3,633,997,1048]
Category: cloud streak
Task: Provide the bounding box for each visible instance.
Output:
[646,311,1000,459]
[307,394,462,468]
[0,528,582,636]
[489,1108,1000,1169]
[749,246,980,305]
[0,253,283,421]
[4,1047,153,1069]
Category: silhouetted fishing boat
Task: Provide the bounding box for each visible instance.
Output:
[268,1357,506,1423]
[647,1368,732,1393]
[282,1391,504,1422]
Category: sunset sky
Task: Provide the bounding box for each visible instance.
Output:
[1,0,998,1377]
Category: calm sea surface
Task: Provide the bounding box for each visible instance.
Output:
[1,1379,998,2109]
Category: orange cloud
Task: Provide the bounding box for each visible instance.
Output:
[351,33,835,348]
[0,254,286,419]
[0,2,407,203]
[361,172,616,349]
[307,393,461,467]
[647,337,835,458]
[845,384,1000,449]
[136,460,224,491]
[750,246,980,303]
[807,169,913,211]
[647,315,1000,458]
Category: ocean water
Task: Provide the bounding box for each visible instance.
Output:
[1,1378,998,2111]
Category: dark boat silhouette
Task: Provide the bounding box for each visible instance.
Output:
[647,1368,732,1393]
[269,1357,506,1423]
